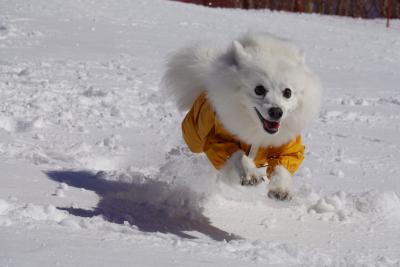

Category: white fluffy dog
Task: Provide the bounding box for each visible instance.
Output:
[163,32,321,200]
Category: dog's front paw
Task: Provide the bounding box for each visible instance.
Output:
[267,190,292,201]
[267,165,293,201]
[240,154,265,186]
[241,174,264,186]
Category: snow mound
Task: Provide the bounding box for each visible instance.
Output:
[304,189,400,221]
[306,191,348,221]
[0,116,15,132]
[0,198,68,225]
[0,199,12,214]
[353,191,400,217]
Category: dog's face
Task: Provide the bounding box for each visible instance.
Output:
[235,56,302,136]
[208,34,320,147]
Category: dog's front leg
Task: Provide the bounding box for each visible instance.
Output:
[267,165,293,200]
[228,151,264,186]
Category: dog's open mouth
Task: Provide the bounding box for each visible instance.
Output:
[254,108,280,134]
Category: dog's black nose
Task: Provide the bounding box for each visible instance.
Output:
[268,107,283,120]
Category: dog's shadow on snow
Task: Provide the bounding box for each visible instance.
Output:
[46,170,239,241]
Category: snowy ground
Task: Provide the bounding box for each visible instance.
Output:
[1,0,400,266]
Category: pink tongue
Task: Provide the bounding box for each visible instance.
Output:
[264,120,280,130]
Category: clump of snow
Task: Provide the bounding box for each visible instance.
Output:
[0,198,68,224]
[78,155,121,171]
[59,218,81,229]
[0,199,12,215]
[59,182,69,190]
[353,191,400,218]
[305,190,400,221]
[0,116,15,132]
[0,200,13,226]
[54,188,65,197]
[295,184,321,203]
[307,191,348,221]
[15,203,67,222]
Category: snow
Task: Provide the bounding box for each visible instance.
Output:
[1,0,400,266]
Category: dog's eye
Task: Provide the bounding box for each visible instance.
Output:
[283,88,292,99]
[254,85,267,96]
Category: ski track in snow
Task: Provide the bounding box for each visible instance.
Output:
[1,0,400,266]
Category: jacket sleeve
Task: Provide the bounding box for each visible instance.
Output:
[266,136,305,177]
[181,94,241,170]
[203,136,241,170]
[181,94,214,153]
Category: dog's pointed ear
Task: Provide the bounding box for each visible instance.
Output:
[226,40,250,67]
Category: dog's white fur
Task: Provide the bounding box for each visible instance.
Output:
[163,32,321,198]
